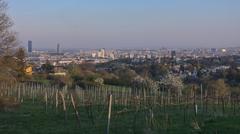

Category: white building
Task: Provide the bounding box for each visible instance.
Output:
[98,48,105,58]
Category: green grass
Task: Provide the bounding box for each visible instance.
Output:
[0,100,240,134]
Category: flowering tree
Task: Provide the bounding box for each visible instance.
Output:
[132,75,159,94]
[160,73,184,96]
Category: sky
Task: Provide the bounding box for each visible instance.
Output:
[7,0,240,49]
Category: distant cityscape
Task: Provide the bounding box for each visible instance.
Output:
[26,40,240,67]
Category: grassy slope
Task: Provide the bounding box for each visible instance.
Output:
[0,101,240,134]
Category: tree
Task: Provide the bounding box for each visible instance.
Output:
[15,47,26,71]
[0,0,17,56]
[208,79,230,113]
[0,0,18,81]
[15,47,27,80]
[160,73,184,95]
[226,67,240,85]
[41,61,54,73]
[114,68,138,86]
[132,75,159,94]
[149,64,168,80]
[208,79,229,98]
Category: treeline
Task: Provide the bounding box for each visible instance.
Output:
[35,60,240,98]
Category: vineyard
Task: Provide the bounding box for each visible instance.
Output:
[0,81,240,134]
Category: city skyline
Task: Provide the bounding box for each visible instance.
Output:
[8,0,240,49]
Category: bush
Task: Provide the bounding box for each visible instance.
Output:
[0,97,20,112]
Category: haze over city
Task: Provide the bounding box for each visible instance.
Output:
[8,0,240,49]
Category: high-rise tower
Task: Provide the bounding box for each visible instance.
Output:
[57,43,60,53]
[28,40,32,53]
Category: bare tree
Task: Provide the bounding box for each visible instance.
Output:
[0,0,17,56]
[208,79,230,98]
[0,0,18,81]
[208,79,230,114]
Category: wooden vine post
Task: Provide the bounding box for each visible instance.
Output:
[55,90,59,112]
[45,91,48,113]
[200,84,203,112]
[70,93,80,127]
[59,91,67,123]
[193,85,197,117]
[107,94,112,134]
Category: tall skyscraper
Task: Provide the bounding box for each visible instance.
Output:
[171,50,176,59]
[57,43,60,53]
[28,40,32,53]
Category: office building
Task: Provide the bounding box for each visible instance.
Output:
[57,44,60,53]
[28,40,32,53]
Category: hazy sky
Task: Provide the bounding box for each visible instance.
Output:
[7,0,240,49]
